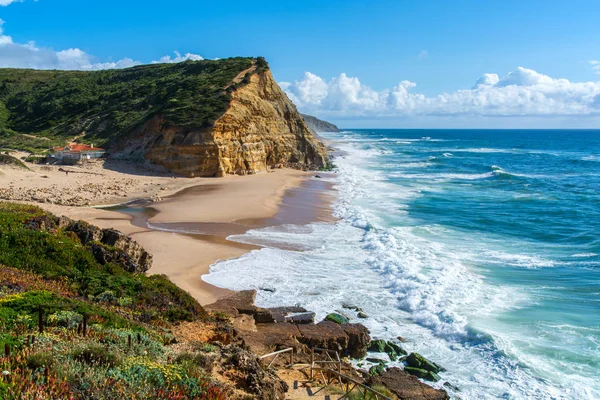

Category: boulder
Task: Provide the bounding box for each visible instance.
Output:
[387,341,407,356]
[284,312,315,325]
[342,324,370,359]
[368,339,387,353]
[325,313,349,324]
[267,306,309,323]
[367,367,449,400]
[358,312,369,319]
[205,290,258,317]
[405,352,443,374]
[369,363,385,376]
[404,367,441,382]
[297,321,348,354]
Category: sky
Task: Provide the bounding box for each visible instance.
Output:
[1,0,600,128]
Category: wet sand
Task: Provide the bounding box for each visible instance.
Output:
[35,169,336,305]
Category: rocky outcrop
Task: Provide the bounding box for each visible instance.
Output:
[224,345,288,399]
[114,66,329,177]
[302,114,340,133]
[367,368,449,400]
[26,215,152,273]
[206,290,370,359]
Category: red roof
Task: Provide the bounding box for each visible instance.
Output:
[54,143,104,152]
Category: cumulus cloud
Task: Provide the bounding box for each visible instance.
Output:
[282,67,600,118]
[0,0,23,6]
[590,60,600,75]
[151,51,203,64]
[0,20,203,70]
[418,50,428,59]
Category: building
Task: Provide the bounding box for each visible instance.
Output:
[52,143,106,164]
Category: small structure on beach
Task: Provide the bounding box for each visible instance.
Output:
[52,143,106,164]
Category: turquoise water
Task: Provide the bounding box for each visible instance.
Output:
[205,130,600,399]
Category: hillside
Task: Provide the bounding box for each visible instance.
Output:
[0,58,328,176]
[0,202,287,399]
[302,114,340,133]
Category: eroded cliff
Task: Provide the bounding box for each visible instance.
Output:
[117,65,328,177]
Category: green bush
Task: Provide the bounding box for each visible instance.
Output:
[26,351,54,370]
[72,343,120,367]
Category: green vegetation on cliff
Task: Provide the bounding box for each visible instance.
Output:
[0,57,257,151]
[0,202,228,399]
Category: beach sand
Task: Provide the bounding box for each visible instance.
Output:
[1,156,334,304]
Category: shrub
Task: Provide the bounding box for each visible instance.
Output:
[26,351,54,370]
[47,310,83,328]
[72,343,120,367]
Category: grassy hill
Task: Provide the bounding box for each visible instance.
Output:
[0,57,261,152]
[0,202,230,399]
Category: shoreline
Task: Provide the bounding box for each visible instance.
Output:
[6,160,337,305]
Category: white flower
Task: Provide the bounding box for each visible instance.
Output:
[2,370,10,376]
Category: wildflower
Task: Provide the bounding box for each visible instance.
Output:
[2,370,10,376]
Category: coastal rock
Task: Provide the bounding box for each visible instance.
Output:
[367,367,449,400]
[23,215,151,273]
[405,352,444,374]
[302,114,341,133]
[325,312,349,324]
[404,367,441,382]
[224,345,288,399]
[297,322,370,359]
[116,67,329,177]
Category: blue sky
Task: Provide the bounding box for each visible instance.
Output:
[1,0,600,127]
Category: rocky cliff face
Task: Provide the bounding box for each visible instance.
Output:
[115,67,329,177]
[302,114,341,133]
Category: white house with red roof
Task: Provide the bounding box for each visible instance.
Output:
[52,143,106,164]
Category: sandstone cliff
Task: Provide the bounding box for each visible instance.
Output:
[114,65,328,177]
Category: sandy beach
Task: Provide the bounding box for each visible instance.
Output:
[0,155,333,304]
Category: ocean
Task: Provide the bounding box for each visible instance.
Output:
[203,129,600,399]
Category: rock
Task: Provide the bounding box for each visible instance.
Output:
[404,367,441,382]
[297,321,348,354]
[314,174,322,178]
[368,339,387,353]
[405,352,443,374]
[386,341,407,357]
[260,287,276,293]
[24,215,58,232]
[205,290,258,317]
[397,336,408,343]
[284,312,315,325]
[325,313,349,324]
[267,306,308,323]
[302,114,341,133]
[225,345,288,399]
[369,363,386,376]
[116,70,329,177]
[367,367,449,400]
[366,357,387,364]
[99,228,152,273]
[342,324,370,359]
[358,312,369,319]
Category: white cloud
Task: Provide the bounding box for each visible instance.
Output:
[0,0,23,6]
[590,60,600,75]
[0,20,203,70]
[283,67,600,118]
[151,51,203,64]
[418,50,428,59]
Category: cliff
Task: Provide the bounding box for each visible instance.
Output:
[0,58,329,176]
[302,114,340,133]
[120,67,328,177]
